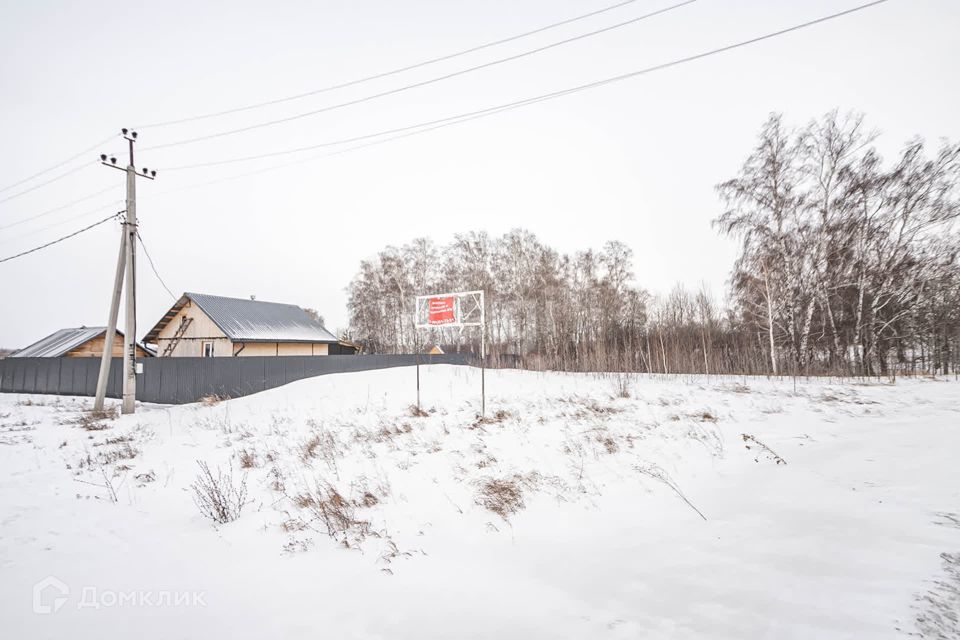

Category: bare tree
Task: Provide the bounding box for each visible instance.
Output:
[345,112,959,378]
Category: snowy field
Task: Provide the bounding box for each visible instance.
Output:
[1,366,958,639]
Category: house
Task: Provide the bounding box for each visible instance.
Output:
[143,292,356,357]
[10,327,153,358]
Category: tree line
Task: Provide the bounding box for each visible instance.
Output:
[346,111,960,376]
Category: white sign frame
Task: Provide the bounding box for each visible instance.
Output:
[414,290,485,331]
[413,289,487,416]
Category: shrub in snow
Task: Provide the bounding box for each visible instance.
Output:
[191,460,247,524]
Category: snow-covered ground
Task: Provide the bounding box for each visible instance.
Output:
[1,366,957,639]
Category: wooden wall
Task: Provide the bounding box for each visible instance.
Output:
[237,342,329,357]
[154,301,231,357]
[64,333,150,358]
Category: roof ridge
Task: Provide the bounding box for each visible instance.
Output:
[187,291,303,309]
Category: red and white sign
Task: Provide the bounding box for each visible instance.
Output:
[427,296,456,325]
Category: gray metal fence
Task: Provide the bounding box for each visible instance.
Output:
[0,354,473,404]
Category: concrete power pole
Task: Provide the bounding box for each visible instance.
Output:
[93,129,156,414]
[120,133,138,414]
[92,225,126,412]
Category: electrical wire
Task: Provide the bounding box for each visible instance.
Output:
[0,185,117,231]
[0,201,125,246]
[164,93,553,172]
[141,0,698,152]
[150,108,513,197]
[0,162,96,206]
[0,133,115,195]
[0,212,122,264]
[136,230,178,301]
[136,0,645,129]
[160,0,893,173]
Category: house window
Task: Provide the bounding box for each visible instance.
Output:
[202,342,214,358]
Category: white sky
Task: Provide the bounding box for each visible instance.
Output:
[1,0,958,348]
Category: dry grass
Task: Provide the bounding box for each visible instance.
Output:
[476,474,539,520]
[581,426,621,454]
[912,549,960,638]
[238,448,257,469]
[741,434,787,465]
[299,429,342,479]
[75,441,139,470]
[300,434,322,460]
[576,401,623,418]
[358,491,379,507]
[1,419,37,432]
[472,409,512,429]
[15,397,59,407]
[281,518,309,532]
[292,480,372,547]
[600,434,619,454]
[635,463,707,521]
[475,452,498,469]
[134,470,156,484]
[93,434,133,447]
[73,406,119,431]
[200,394,228,407]
[268,466,285,492]
[407,404,429,418]
[818,390,879,405]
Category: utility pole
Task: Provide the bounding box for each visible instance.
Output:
[92,224,126,412]
[93,128,156,414]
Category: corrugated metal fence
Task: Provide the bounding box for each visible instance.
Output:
[0,354,473,404]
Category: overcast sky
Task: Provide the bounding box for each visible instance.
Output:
[1,0,957,348]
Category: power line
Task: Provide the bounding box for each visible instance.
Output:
[161,0,893,173]
[136,229,177,301]
[0,201,125,247]
[136,0,644,129]
[0,133,115,195]
[141,0,698,152]
[153,0,892,193]
[149,98,545,195]
[0,185,116,231]
[164,93,552,172]
[0,162,96,206]
[150,108,512,197]
[0,212,121,264]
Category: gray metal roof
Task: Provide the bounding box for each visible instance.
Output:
[12,327,106,358]
[9,327,156,358]
[173,292,338,343]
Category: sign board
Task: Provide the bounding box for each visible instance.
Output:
[415,290,484,329]
[413,289,487,416]
[427,296,456,325]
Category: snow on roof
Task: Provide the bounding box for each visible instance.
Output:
[10,327,153,358]
[181,292,338,343]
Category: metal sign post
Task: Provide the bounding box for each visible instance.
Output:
[414,290,486,417]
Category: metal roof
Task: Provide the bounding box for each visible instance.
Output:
[10,327,154,358]
[144,293,338,344]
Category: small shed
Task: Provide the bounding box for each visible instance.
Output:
[11,327,153,359]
